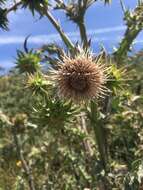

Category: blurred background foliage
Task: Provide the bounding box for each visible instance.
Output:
[0,0,143,190]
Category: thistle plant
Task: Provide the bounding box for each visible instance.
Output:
[0,0,143,190]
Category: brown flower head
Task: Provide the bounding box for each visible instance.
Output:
[50,50,109,102]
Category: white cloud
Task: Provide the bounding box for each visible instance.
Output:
[0,25,126,45]
[0,60,13,68]
[0,36,25,44]
[67,25,126,36]
[134,39,143,44]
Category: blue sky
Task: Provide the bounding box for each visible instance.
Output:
[0,0,143,69]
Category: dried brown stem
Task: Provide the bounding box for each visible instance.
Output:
[80,112,94,157]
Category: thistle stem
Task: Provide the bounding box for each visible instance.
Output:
[114,2,143,62]
[89,101,110,189]
[114,27,141,62]
[78,20,89,48]
[41,8,75,52]
[90,101,107,171]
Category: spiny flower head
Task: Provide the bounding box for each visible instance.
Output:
[16,50,41,74]
[27,73,51,95]
[49,50,109,103]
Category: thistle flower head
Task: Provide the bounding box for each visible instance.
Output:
[50,50,109,103]
[27,73,51,95]
[16,50,41,74]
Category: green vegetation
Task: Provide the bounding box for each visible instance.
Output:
[0,0,143,189]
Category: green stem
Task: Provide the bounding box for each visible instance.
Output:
[90,101,107,171]
[89,101,111,190]
[41,8,75,52]
[78,20,89,48]
[114,2,143,63]
[114,27,141,63]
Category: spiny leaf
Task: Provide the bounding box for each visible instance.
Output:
[104,0,112,4]
[0,8,8,30]
[22,0,48,15]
